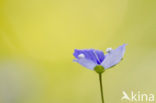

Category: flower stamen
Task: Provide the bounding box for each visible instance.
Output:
[106,48,112,53]
[78,53,85,59]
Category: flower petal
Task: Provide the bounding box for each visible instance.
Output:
[73,49,105,64]
[94,50,105,63]
[73,58,97,70]
[101,44,126,69]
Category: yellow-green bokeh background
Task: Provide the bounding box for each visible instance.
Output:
[0,0,156,103]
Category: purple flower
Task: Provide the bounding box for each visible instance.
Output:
[73,44,126,70]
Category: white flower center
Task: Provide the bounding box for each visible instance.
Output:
[106,48,112,53]
[78,53,85,59]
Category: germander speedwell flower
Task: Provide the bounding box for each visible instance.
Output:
[73,44,126,103]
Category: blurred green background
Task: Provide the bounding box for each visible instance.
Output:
[0,0,156,103]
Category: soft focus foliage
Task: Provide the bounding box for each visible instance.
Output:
[0,0,156,103]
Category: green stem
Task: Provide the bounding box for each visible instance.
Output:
[99,73,104,103]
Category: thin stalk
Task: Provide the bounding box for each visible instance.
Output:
[99,73,104,103]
